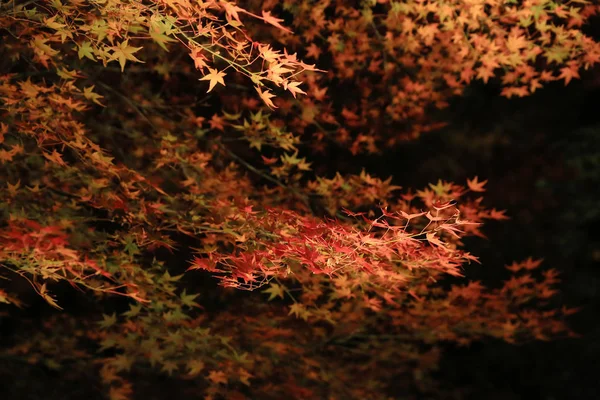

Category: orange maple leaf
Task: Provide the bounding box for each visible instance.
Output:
[501,86,529,98]
[0,149,13,163]
[255,86,277,109]
[466,176,487,192]
[220,1,244,24]
[489,208,509,220]
[506,33,528,53]
[477,66,495,84]
[558,63,580,85]
[261,11,292,33]
[209,114,226,130]
[283,81,306,98]
[305,42,321,59]
[208,370,228,385]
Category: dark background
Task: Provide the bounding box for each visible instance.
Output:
[365,74,600,399]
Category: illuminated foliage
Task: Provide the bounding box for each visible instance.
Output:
[0,0,591,398]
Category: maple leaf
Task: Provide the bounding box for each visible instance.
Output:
[417,24,439,46]
[39,283,61,309]
[261,11,292,33]
[530,79,543,93]
[190,47,208,70]
[109,40,144,72]
[161,361,178,375]
[522,257,543,270]
[221,1,245,24]
[32,35,59,57]
[466,176,487,192]
[7,180,20,197]
[558,63,580,85]
[0,149,13,163]
[109,383,133,400]
[150,30,176,51]
[208,370,228,385]
[186,360,205,376]
[489,208,509,220]
[122,303,142,318]
[262,283,285,301]
[111,355,134,372]
[506,33,528,53]
[199,68,227,93]
[305,42,321,59]
[312,86,328,101]
[238,368,253,386]
[83,85,105,106]
[501,86,530,98]
[180,289,200,307]
[426,232,448,249]
[42,150,67,166]
[77,41,95,60]
[477,66,495,83]
[289,303,310,320]
[98,313,117,329]
[428,179,452,196]
[209,113,226,130]
[283,81,306,98]
[255,86,278,109]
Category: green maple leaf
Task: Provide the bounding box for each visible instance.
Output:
[180,289,200,307]
[123,235,140,257]
[428,179,452,196]
[98,313,117,329]
[112,355,134,372]
[162,271,183,282]
[150,31,176,51]
[122,303,143,318]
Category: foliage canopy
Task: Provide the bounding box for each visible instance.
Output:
[1,0,595,398]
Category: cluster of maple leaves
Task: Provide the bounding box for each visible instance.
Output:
[0,0,592,398]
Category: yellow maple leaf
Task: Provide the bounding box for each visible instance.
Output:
[288,303,310,320]
[262,283,285,301]
[83,85,105,106]
[109,40,144,72]
[199,68,226,93]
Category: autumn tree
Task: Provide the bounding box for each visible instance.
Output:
[0,0,593,398]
